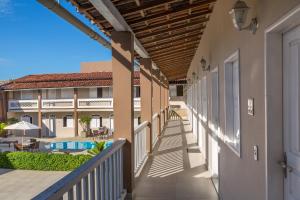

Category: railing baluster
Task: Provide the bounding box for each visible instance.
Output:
[89,170,95,200]
[100,162,105,200]
[68,188,74,200]
[109,156,113,200]
[95,165,101,200]
[82,176,89,200]
[76,181,82,200]
[104,160,109,200]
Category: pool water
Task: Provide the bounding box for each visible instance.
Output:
[48,141,96,150]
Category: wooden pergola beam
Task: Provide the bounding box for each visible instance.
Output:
[156,56,194,64]
[142,28,203,45]
[153,50,196,60]
[151,46,197,58]
[121,0,178,16]
[128,5,213,25]
[133,15,209,34]
[148,40,199,53]
[145,34,201,49]
[138,21,205,40]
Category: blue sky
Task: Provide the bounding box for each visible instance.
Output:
[0,0,111,80]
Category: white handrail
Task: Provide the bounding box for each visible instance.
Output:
[134,121,149,134]
[134,121,149,176]
[33,139,126,200]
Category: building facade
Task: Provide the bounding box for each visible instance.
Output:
[1,72,141,138]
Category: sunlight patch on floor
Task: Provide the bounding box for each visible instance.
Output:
[158,135,182,152]
[147,150,184,178]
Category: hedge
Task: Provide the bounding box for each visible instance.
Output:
[0,152,92,171]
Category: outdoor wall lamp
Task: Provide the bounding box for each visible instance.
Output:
[229,0,258,34]
[200,58,210,71]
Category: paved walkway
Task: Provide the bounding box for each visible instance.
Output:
[135,119,219,200]
[0,169,68,200]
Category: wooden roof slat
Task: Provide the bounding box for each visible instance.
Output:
[142,28,203,45]
[148,40,200,53]
[153,51,196,60]
[137,21,205,40]
[133,15,208,34]
[127,3,213,25]
[151,46,197,58]
[121,0,178,16]
[145,34,201,49]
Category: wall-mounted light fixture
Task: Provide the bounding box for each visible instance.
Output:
[200,58,210,71]
[229,0,258,34]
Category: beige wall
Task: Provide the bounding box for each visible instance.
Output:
[186,1,300,200]
[80,61,112,73]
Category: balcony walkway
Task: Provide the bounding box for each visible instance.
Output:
[135,119,219,200]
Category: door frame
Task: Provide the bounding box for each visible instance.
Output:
[265,5,300,200]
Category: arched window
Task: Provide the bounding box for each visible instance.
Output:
[21,115,33,124]
[63,115,73,128]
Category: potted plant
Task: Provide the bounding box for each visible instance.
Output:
[79,116,92,137]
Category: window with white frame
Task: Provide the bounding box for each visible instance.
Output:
[201,77,208,122]
[63,115,73,128]
[224,50,241,156]
[90,115,102,128]
[21,115,33,124]
[210,70,219,132]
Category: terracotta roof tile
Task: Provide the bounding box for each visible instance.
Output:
[3,72,140,90]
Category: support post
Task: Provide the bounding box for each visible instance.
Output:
[112,31,135,195]
[0,91,7,122]
[38,90,42,138]
[140,58,153,154]
[153,70,161,136]
[74,88,78,137]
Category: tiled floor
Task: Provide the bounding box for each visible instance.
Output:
[134,119,219,200]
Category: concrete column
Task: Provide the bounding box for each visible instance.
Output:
[111,31,135,194]
[140,58,153,153]
[38,90,42,138]
[74,88,78,137]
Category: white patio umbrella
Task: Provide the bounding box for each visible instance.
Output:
[4,121,40,150]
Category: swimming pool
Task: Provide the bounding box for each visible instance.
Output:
[47,141,96,150]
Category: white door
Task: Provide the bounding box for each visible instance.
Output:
[283,25,300,200]
[49,115,56,137]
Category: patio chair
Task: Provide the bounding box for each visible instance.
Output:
[14,143,29,151]
[29,141,40,152]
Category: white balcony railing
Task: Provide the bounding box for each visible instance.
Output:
[78,98,113,109]
[78,98,141,109]
[33,139,127,200]
[134,121,149,175]
[42,99,75,109]
[152,113,159,148]
[8,100,39,110]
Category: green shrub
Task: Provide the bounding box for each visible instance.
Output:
[0,152,92,171]
[87,141,105,156]
[0,122,7,137]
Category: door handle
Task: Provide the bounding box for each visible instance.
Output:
[278,153,294,178]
